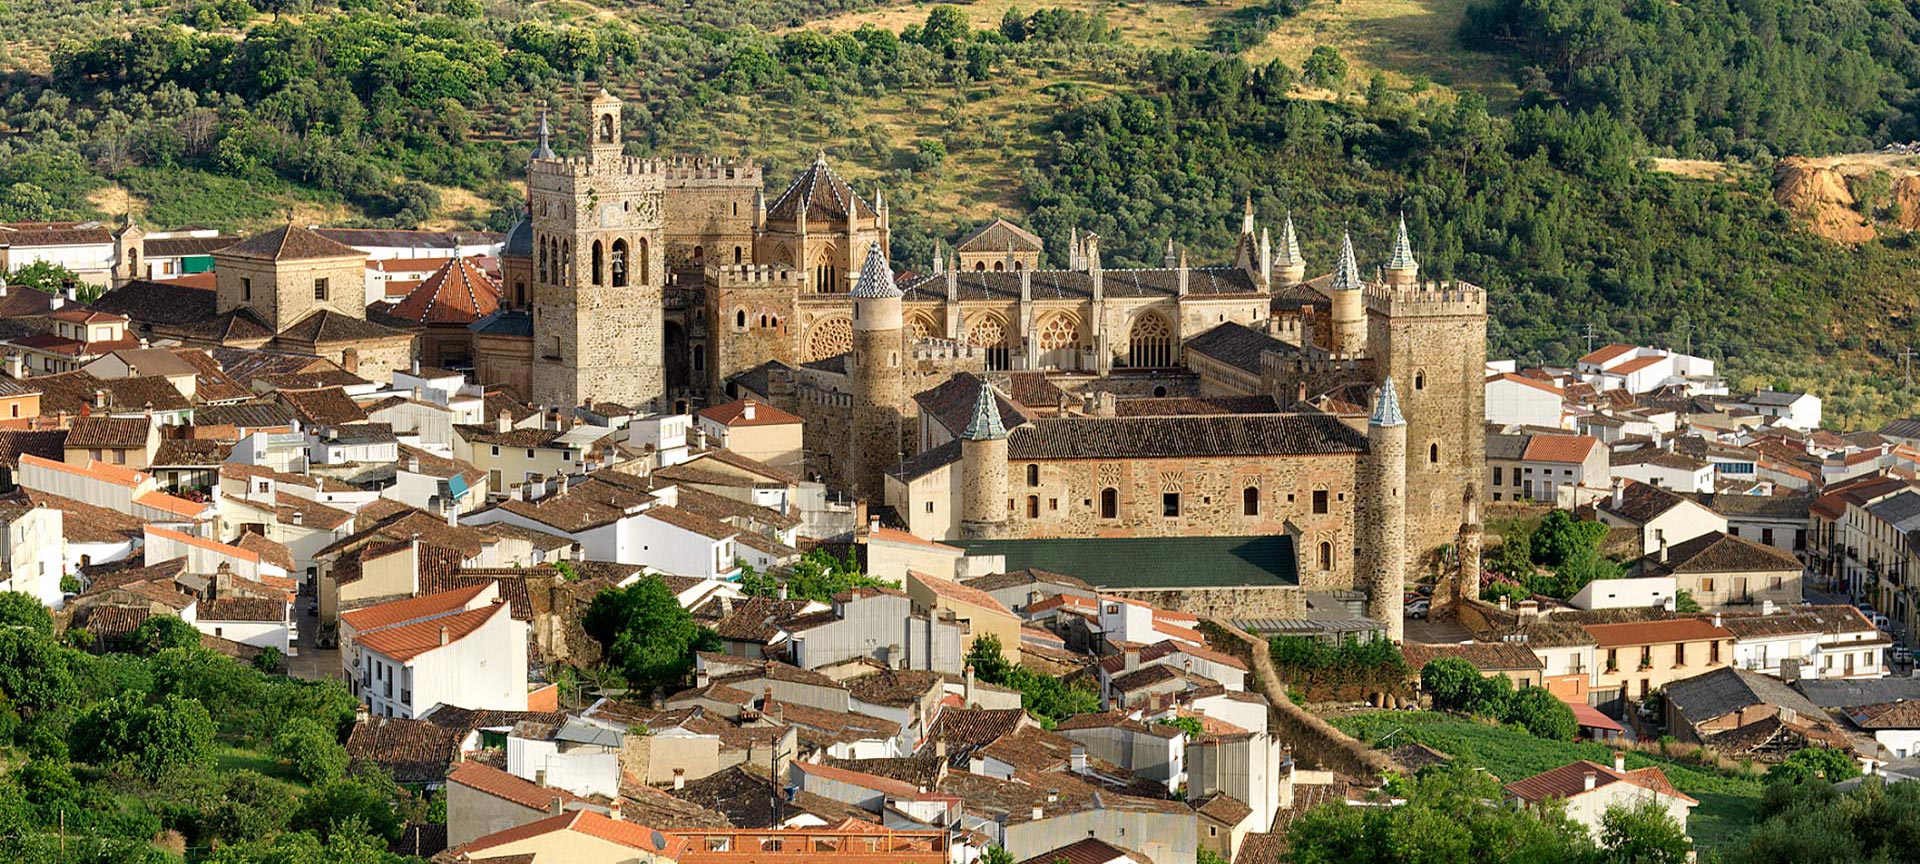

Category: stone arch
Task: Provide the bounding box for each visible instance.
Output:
[1033,311,1084,371]
[773,243,794,268]
[965,313,1010,371]
[905,311,938,340]
[598,112,615,143]
[591,240,605,286]
[812,246,840,293]
[993,261,1005,272]
[1126,311,1174,368]
[806,315,854,361]
[611,239,629,287]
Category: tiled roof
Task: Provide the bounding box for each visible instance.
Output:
[1112,395,1281,417]
[490,475,655,533]
[65,416,151,449]
[1583,617,1732,647]
[275,308,408,345]
[1007,414,1366,460]
[29,371,189,416]
[340,583,492,632]
[950,534,1298,589]
[313,228,501,250]
[899,266,1261,302]
[387,256,501,326]
[276,386,368,426]
[1665,666,1829,726]
[356,603,506,662]
[844,668,945,708]
[1487,372,1564,396]
[1599,480,1692,524]
[199,597,285,622]
[929,707,1027,751]
[1635,531,1801,575]
[960,568,1092,594]
[1579,344,1638,366]
[217,224,364,261]
[0,429,67,468]
[1685,492,1811,520]
[446,760,589,811]
[345,710,468,787]
[144,235,239,257]
[1193,792,1253,826]
[644,505,739,540]
[151,438,231,466]
[911,571,1013,615]
[955,218,1043,253]
[696,398,802,427]
[1521,434,1598,464]
[19,488,142,543]
[915,373,1029,439]
[1506,759,1696,805]
[1182,322,1290,375]
[766,156,873,225]
[235,532,295,571]
[457,809,685,859]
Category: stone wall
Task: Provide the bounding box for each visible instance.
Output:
[1104,585,1307,619]
[704,265,803,395]
[1202,618,1402,777]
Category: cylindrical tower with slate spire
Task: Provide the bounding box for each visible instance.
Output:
[1329,231,1367,356]
[1364,377,1408,643]
[1384,213,1419,289]
[959,384,1010,539]
[850,241,905,503]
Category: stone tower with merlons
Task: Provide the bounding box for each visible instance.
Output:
[528,89,666,410]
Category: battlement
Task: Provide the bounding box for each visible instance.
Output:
[1261,348,1371,379]
[529,154,670,178]
[662,156,763,185]
[707,262,803,288]
[1363,280,1486,317]
[911,337,983,362]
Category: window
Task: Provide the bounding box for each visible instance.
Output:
[1709,640,1721,663]
[1762,528,1775,546]
[1492,467,1502,487]
[1243,486,1259,516]
[1312,489,1329,514]
[1510,467,1521,486]
[1318,541,1332,570]
[736,310,747,329]
[242,277,252,300]
[1702,577,1715,592]
[526,449,536,458]
[1429,442,1440,463]
[1414,371,1425,390]
[313,278,329,301]
[490,445,500,456]
[1027,464,1039,487]
[1100,488,1118,519]
[1049,498,1058,511]
[1162,493,1181,518]
[1674,642,1686,666]
[925,502,934,514]
[1027,496,1039,518]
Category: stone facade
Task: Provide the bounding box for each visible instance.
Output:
[214,240,366,330]
[527,90,666,410]
[703,264,804,396]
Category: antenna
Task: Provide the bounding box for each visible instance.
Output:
[1581,322,1601,354]
[1902,346,1918,387]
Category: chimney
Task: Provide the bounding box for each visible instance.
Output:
[743,399,757,421]
[3,353,21,379]
[1712,612,1722,628]
[934,739,947,760]
[439,626,450,646]
[1123,646,1140,671]
[672,768,686,790]
[1498,594,1510,611]
[1657,539,1668,564]
[1518,599,1540,620]
[548,795,563,815]
[411,359,421,375]
[290,509,304,527]
[696,667,710,688]
[1583,771,1597,792]
[535,769,548,787]
[496,410,511,433]
[93,388,109,409]
[1613,751,1626,773]
[606,798,623,821]
[407,454,421,473]
[777,583,788,601]
[1611,478,1626,510]
[1031,804,1044,821]
[1046,789,1058,803]
[1070,745,1088,773]
[964,663,976,704]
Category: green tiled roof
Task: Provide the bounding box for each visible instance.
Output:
[949,535,1297,588]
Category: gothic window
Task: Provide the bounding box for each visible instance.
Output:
[1319,541,1333,570]
[1014,261,1024,271]
[1101,488,1118,519]
[806,316,854,361]
[537,239,548,283]
[814,250,839,293]
[1127,313,1174,368]
[975,261,986,271]
[1414,370,1426,390]
[993,261,1005,272]
[693,345,705,371]
[611,239,629,287]
[1035,315,1080,351]
[591,241,605,286]
[966,315,1010,371]
[735,309,747,330]
[1243,486,1259,516]
[906,314,935,340]
[1026,496,1040,518]
[598,113,614,143]
[514,282,526,307]
[1026,464,1039,487]
[734,246,744,264]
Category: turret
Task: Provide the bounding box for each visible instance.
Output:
[1329,231,1367,356]
[1363,376,1408,643]
[587,89,623,161]
[531,100,556,162]
[849,242,905,503]
[1276,214,1306,286]
[959,383,1010,539]
[1384,213,1419,288]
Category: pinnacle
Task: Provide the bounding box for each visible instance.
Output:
[849,242,901,299]
[1279,214,1304,266]
[1371,376,1406,427]
[1387,212,1418,272]
[1331,230,1363,292]
[961,383,1008,441]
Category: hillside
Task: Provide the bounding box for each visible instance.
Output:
[5,0,1920,426]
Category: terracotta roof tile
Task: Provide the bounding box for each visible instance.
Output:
[446,760,589,810]
[387,256,501,326]
[340,583,493,632]
[356,602,507,661]
[217,224,364,261]
[1583,617,1732,647]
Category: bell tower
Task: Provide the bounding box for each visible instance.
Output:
[528,89,667,410]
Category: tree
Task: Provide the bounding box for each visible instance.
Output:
[739,549,893,604]
[254,645,284,674]
[136,614,203,653]
[1719,777,1920,864]
[981,847,1016,864]
[0,628,78,716]
[1488,532,1535,581]
[966,634,1097,724]
[1532,510,1609,568]
[1302,46,1348,89]
[1672,590,1701,613]
[918,5,971,53]
[1285,761,1590,863]
[0,592,53,635]
[1596,801,1690,864]
[2,260,81,295]
[1768,747,1860,784]
[1420,658,1483,711]
[1503,686,1577,740]
[291,773,405,842]
[71,692,216,782]
[275,716,348,784]
[583,577,718,692]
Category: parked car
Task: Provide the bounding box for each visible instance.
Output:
[1407,598,1430,619]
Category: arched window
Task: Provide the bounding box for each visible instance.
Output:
[1318,541,1333,570]
[966,315,1010,371]
[598,113,614,143]
[693,344,705,371]
[975,261,986,271]
[1100,488,1118,519]
[1414,371,1426,390]
[1430,442,1440,464]
[993,261,1005,272]
[692,245,705,264]
[514,281,526,307]
[814,250,839,293]
[611,239,629,287]
[1127,313,1173,368]
[1014,261,1024,271]
[637,239,650,285]
[735,310,747,329]
[734,246,744,264]
[1026,464,1039,487]
[536,239,547,283]
[1243,486,1259,516]
[1026,496,1040,518]
[591,241,604,286]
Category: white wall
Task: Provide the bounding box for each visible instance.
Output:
[198,618,291,653]
[2,507,64,607]
[1486,378,1565,429]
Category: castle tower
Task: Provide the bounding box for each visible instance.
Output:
[1363,377,1408,643]
[112,211,144,287]
[1276,214,1306,285]
[849,241,905,503]
[527,89,667,410]
[1457,493,1483,604]
[1384,213,1419,288]
[1329,231,1367,356]
[958,383,1010,539]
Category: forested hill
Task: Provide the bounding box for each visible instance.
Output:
[4,0,1920,425]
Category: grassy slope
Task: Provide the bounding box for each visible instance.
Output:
[1334,711,1766,848]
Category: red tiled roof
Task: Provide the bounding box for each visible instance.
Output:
[339,583,491,632]
[1609,355,1667,375]
[792,760,923,798]
[355,602,506,661]
[446,760,590,811]
[387,256,501,326]
[1583,617,1732,647]
[1522,434,1599,464]
[697,398,803,428]
[459,809,686,858]
[145,525,259,563]
[910,571,1013,615]
[1505,759,1696,805]
[1579,344,1637,366]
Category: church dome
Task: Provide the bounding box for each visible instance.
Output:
[503,216,533,260]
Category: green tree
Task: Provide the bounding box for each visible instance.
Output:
[275,716,348,784]
[739,549,894,604]
[1285,761,1590,862]
[71,692,216,782]
[1502,686,1577,740]
[1488,532,1534,581]
[291,773,405,842]
[135,614,203,653]
[1719,777,1920,863]
[966,634,1098,725]
[1302,46,1348,89]
[254,645,284,675]
[0,592,53,635]
[1596,801,1690,864]
[1420,658,1483,710]
[0,628,78,716]
[1768,747,1860,784]
[1532,510,1609,568]
[2,260,82,295]
[981,847,1016,864]
[1672,590,1701,614]
[918,5,972,53]
[583,577,719,692]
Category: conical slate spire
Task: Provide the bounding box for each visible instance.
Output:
[1278,214,1304,266]
[531,103,555,161]
[1371,376,1406,427]
[1331,231,1363,292]
[1387,213,1417,271]
[1242,194,1256,235]
[961,384,1008,441]
[849,242,901,298]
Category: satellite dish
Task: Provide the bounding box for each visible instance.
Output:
[652,830,666,850]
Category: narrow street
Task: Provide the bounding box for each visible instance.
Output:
[283,591,340,682]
